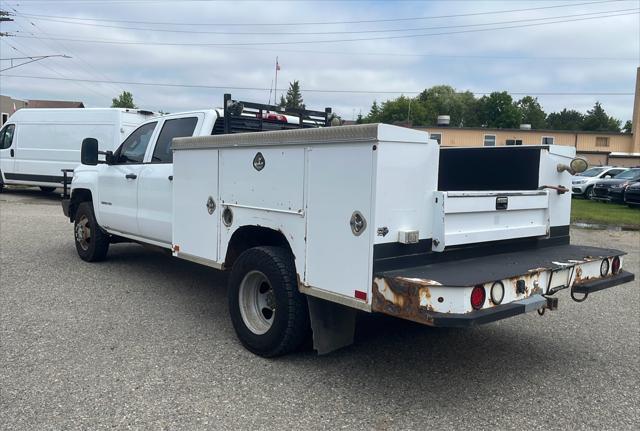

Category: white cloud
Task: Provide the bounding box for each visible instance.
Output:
[0,0,637,121]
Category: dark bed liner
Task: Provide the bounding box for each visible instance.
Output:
[377,244,625,287]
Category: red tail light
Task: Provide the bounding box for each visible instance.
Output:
[612,256,621,274]
[471,285,486,310]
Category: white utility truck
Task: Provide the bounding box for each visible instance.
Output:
[0,108,154,192]
[62,95,634,357]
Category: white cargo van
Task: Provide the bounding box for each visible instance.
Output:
[0,108,154,192]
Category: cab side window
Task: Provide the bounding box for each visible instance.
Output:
[0,124,15,149]
[115,122,157,164]
[151,117,198,163]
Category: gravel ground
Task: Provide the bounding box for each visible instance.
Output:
[1,187,639,430]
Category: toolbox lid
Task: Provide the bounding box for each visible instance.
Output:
[172,123,429,150]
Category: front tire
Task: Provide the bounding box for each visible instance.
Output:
[74,202,110,262]
[228,246,310,357]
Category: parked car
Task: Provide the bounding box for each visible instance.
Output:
[624,181,640,207]
[0,108,154,192]
[571,166,628,199]
[592,168,640,203]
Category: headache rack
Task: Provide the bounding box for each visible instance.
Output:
[215,93,332,135]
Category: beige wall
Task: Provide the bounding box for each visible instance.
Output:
[419,127,635,155]
[0,95,27,126]
[633,67,639,149]
[578,153,610,166]
[608,156,640,168]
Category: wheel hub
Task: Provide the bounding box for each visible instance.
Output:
[75,215,91,251]
[238,271,276,335]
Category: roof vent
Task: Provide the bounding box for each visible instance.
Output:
[437,115,450,127]
[520,124,532,130]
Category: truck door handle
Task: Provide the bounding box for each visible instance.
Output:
[168,175,173,181]
[10,149,14,157]
[125,173,137,180]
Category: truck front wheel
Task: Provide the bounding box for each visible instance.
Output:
[74,202,109,262]
[228,246,310,357]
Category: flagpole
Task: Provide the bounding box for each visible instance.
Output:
[274,56,279,106]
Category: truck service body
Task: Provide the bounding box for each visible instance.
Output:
[62,95,635,357]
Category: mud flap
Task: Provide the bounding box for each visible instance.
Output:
[307,296,357,355]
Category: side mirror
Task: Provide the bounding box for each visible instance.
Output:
[104,150,114,165]
[81,138,99,166]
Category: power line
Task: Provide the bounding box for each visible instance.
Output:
[1,73,634,96]
[5,4,142,103]
[13,7,637,36]
[8,0,626,27]
[0,54,70,71]
[11,11,638,46]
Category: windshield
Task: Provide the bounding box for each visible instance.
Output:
[578,167,607,177]
[614,169,640,180]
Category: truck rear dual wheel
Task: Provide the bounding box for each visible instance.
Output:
[228,246,310,357]
[74,202,110,262]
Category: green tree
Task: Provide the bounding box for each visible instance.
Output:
[279,80,305,110]
[582,102,621,132]
[623,120,633,133]
[417,85,480,127]
[111,91,137,109]
[478,92,521,128]
[516,96,546,129]
[546,109,585,131]
[363,100,382,123]
[377,96,427,126]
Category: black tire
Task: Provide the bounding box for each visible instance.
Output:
[228,246,310,357]
[39,186,56,193]
[73,202,110,262]
[584,186,594,200]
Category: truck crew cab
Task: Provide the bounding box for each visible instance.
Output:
[62,95,635,357]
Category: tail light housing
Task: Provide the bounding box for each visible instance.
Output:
[471,285,486,310]
[612,256,621,274]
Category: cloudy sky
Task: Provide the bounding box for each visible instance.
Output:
[0,0,638,123]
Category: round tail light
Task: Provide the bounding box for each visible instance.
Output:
[471,285,486,310]
[612,256,621,274]
[600,259,610,277]
[490,281,505,305]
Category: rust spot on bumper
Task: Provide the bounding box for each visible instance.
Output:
[372,276,437,325]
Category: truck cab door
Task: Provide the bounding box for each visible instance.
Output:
[0,124,16,182]
[137,115,201,244]
[97,121,158,236]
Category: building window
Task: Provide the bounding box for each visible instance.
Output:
[595,137,610,147]
[506,139,523,146]
[430,133,442,145]
[1,113,7,126]
[541,136,555,145]
[483,135,496,146]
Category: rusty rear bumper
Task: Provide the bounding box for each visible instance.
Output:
[371,244,635,327]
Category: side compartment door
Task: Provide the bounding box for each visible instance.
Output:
[97,121,158,235]
[137,115,201,244]
[0,124,16,181]
[172,148,219,263]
